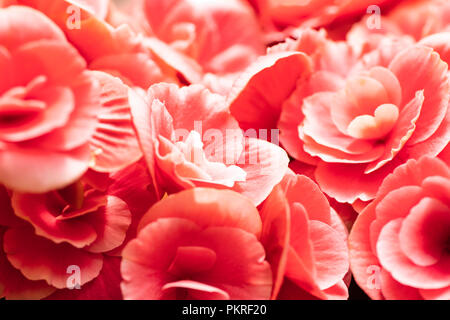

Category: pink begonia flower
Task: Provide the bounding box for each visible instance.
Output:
[122,0,265,95]
[229,28,449,204]
[260,171,350,300]
[121,188,273,300]
[1,0,181,89]
[349,157,450,300]
[246,0,399,31]
[348,0,450,53]
[0,161,156,300]
[130,83,289,205]
[0,6,101,192]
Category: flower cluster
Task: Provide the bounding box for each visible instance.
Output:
[0,0,448,300]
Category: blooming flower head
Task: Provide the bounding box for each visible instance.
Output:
[349,157,450,300]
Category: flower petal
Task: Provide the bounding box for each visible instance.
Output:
[4,227,103,289]
[229,52,312,131]
[377,219,450,289]
[138,188,262,237]
[88,71,142,172]
[389,46,449,144]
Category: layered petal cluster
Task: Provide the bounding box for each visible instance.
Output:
[247,0,398,31]
[121,188,273,300]
[229,27,450,205]
[309,44,449,203]
[0,6,101,192]
[1,0,178,89]
[348,0,450,48]
[0,0,448,301]
[260,171,349,300]
[123,0,265,94]
[130,83,289,205]
[0,161,156,299]
[349,157,450,300]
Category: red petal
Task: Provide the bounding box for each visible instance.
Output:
[377,157,450,199]
[419,287,450,300]
[90,52,165,88]
[229,52,312,131]
[0,6,66,51]
[83,196,131,253]
[259,184,290,299]
[128,88,162,197]
[4,227,103,289]
[380,269,422,300]
[106,161,158,255]
[148,84,242,146]
[33,72,101,151]
[278,71,342,163]
[143,0,264,74]
[11,192,97,248]
[0,228,55,300]
[0,85,75,143]
[138,188,262,238]
[287,174,332,224]
[389,46,449,144]
[233,138,289,205]
[309,220,349,290]
[404,104,450,160]
[315,161,395,203]
[89,71,142,172]
[0,185,25,228]
[68,0,109,20]
[0,144,91,193]
[419,32,450,65]
[45,256,123,300]
[370,185,424,249]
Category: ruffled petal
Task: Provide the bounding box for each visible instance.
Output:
[233,138,289,206]
[229,52,312,131]
[3,227,103,289]
[88,71,142,172]
[138,188,262,237]
[389,46,449,144]
[376,219,450,290]
[0,144,92,193]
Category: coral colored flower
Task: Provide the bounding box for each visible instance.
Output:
[121,188,273,300]
[3,0,171,89]
[230,29,355,165]
[310,44,449,203]
[260,171,349,300]
[130,83,289,205]
[348,0,450,51]
[247,0,398,30]
[0,6,101,193]
[230,29,450,204]
[349,157,450,300]
[126,0,265,94]
[0,161,156,300]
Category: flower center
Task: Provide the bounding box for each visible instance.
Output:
[0,76,47,129]
[175,131,247,187]
[347,103,399,140]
